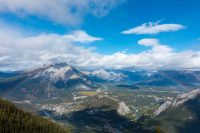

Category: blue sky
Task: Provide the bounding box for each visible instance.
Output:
[1,0,200,53]
[84,0,200,54]
[0,0,200,70]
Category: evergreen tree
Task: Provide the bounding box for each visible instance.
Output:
[0,98,70,133]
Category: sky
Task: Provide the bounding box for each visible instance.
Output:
[0,0,200,71]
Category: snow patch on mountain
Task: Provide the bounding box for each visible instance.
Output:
[45,66,73,79]
[69,74,80,79]
[154,89,200,116]
[33,65,85,82]
[89,69,126,81]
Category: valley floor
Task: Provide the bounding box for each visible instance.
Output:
[9,86,199,133]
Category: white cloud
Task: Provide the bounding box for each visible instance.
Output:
[0,0,125,25]
[122,21,185,35]
[0,25,200,71]
[138,38,173,53]
[64,30,103,43]
[138,38,159,46]
[0,24,103,70]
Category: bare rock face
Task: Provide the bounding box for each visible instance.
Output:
[172,89,200,107]
[117,101,130,115]
[154,101,172,116]
[154,89,200,116]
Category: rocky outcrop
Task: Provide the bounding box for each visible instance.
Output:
[154,89,200,116]
[117,101,130,115]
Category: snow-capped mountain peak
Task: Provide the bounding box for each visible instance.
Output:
[28,63,94,91]
[89,69,126,81]
[33,64,85,82]
[44,66,73,79]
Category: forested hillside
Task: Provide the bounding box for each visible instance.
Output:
[0,98,70,133]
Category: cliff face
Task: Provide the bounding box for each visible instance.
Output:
[154,89,200,116]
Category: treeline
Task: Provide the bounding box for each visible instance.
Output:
[0,98,70,133]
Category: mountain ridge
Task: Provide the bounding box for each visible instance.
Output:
[154,88,200,116]
[0,63,95,101]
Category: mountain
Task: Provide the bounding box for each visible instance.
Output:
[129,89,200,133]
[154,89,200,115]
[85,69,127,82]
[32,63,92,89]
[85,69,156,83]
[0,71,21,78]
[86,69,200,87]
[0,63,95,101]
[140,70,200,87]
[152,89,200,133]
[1,65,200,133]
[0,98,69,133]
[1,66,200,101]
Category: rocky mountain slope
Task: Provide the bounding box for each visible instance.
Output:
[154,89,200,116]
[151,90,200,133]
[0,63,95,100]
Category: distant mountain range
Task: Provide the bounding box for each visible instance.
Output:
[1,63,200,133]
[85,69,200,87]
[0,63,200,101]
